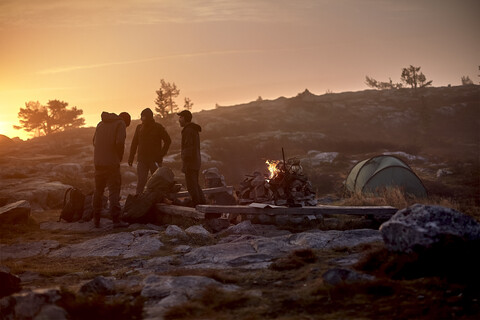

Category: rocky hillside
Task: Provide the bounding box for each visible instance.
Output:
[193,85,479,198]
[1,85,478,210]
[1,85,479,319]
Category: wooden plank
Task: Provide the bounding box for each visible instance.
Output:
[173,186,234,198]
[196,204,398,216]
[156,204,205,219]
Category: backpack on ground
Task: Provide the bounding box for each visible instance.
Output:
[122,192,157,223]
[123,167,177,223]
[58,187,86,222]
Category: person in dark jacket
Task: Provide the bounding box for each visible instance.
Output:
[128,108,171,195]
[93,111,131,228]
[177,110,206,207]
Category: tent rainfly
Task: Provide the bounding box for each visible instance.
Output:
[345,155,427,198]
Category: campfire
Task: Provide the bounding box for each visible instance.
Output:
[239,156,317,207]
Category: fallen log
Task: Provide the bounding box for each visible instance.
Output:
[156,204,204,219]
[196,204,398,217]
[154,203,398,232]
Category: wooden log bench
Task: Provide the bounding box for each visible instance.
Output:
[195,203,398,229]
[196,204,398,216]
[154,203,399,231]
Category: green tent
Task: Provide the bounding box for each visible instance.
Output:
[345,155,427,198]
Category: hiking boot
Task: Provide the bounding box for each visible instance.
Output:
[113,220,129,228]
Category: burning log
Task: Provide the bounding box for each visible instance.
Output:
[239,152,317,207]
[239,171,271,204]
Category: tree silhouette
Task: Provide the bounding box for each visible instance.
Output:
[401,65,432,91]
[154,87,168,118]
[461,76,473,85]
[183,97,193,111]
[154,79,180,117]
[365,66,432,91]
[365,76,402,90]
[14,100,85,136]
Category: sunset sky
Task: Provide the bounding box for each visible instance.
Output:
[1,0,478,140]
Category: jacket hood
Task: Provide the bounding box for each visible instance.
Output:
[101,112,121,122]
[184,122,201,132]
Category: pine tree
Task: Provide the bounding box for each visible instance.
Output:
[14,100,85,136]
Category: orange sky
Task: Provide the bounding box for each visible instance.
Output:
[1,0,479,140]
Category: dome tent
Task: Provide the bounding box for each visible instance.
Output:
[345,155,427,198]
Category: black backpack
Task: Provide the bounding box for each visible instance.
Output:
[58,188,86,222]
[122,192,157,223]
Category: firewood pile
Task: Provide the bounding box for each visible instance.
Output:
[239,158,317,207]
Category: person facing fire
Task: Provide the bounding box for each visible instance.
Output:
[177,110,206,207]
[93,111,131,228]
[128,108,171,195]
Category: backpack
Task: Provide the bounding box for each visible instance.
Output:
[122,192,157,223]
[58,187,86,222]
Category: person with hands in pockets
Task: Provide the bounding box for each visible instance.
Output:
[128,108,171,195]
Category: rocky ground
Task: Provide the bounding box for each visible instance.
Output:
[1,203,479,319]
[0,205,383,319]
[1,85,479,319]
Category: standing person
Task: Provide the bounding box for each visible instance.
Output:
[177,110,206,207]
[128,108,171,195]
[93,111,131,228]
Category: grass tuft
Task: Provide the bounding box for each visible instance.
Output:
[269,248,317,271]
[163,286,259,320]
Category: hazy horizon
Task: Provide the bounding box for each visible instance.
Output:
[1,0,479,140]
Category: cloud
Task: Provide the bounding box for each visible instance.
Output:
[37,48,277,74]
[0,0,314,28]
[0,86,75,97]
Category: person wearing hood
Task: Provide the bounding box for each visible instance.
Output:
[128,108,171,195]
[93,111,131,228]
[177,110,206,207]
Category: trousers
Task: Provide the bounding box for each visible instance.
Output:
[136,160,159,194]
[185,168,206,206]
[93,165,121,223]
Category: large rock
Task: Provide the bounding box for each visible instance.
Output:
[0,288,63,320]
[49,230,163,258]
[1,180,71,210]
[185,225,211,240]
[148,229,382,271]
[165,225,188,239]
[0,240,60,259]
[380,204,480,253]
[220,220,258,236]
[0,200,31,224]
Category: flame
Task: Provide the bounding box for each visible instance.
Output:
[266,160,282,179]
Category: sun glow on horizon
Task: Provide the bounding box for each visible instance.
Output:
[0,0,477,144]
[0,120,30,141]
